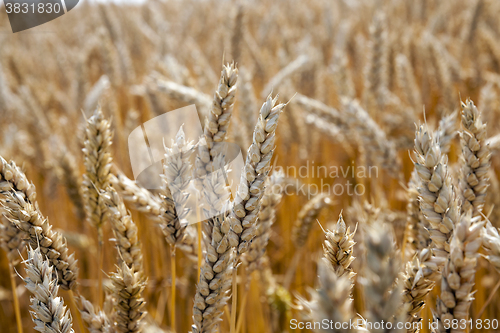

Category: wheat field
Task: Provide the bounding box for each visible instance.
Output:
[1,0,500,332]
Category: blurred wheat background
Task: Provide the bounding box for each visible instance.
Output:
[1,0,500,332]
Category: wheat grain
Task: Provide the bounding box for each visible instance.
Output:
[23,246,74,333]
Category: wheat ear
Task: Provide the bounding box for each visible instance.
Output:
[298,261,356,333]
[244,170,284,275]
[78,296,112,333]
[401,255,436,332]
[110,172,162,221]
[402,120,461,331]
[228,94,285,255]
[101,187,143,272]
[413,124,459,260]
[260,54,310,99]
[481,221,500,273]
[196,63,238,175]
[341,98,399,174]
[406,112,457,254]
[362,221,403,332]
[459,99,491,216]
[152,75,211,111]
[433,213,484,332]
[395,53,422,110]
[322,213,356,282]
[110,263,147,333]
[23,246,74,333]
[487,133,500,153]
[0,157,78,290]
[292,193,332,248]
[82,107,113,237]
[57,148,86,221]
[364,12,388,112]
[159,126,195,247]
[0,214,25,265]
[192,156,235,333]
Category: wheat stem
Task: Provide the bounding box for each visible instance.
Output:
[68,290,86,333]
[476,279,500,319]
[170,245,176,332]
[230,265,238,333]
[97,240,104,307]
[9,262,23,333]
[235,287,249,333]
[197,210,202,282]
